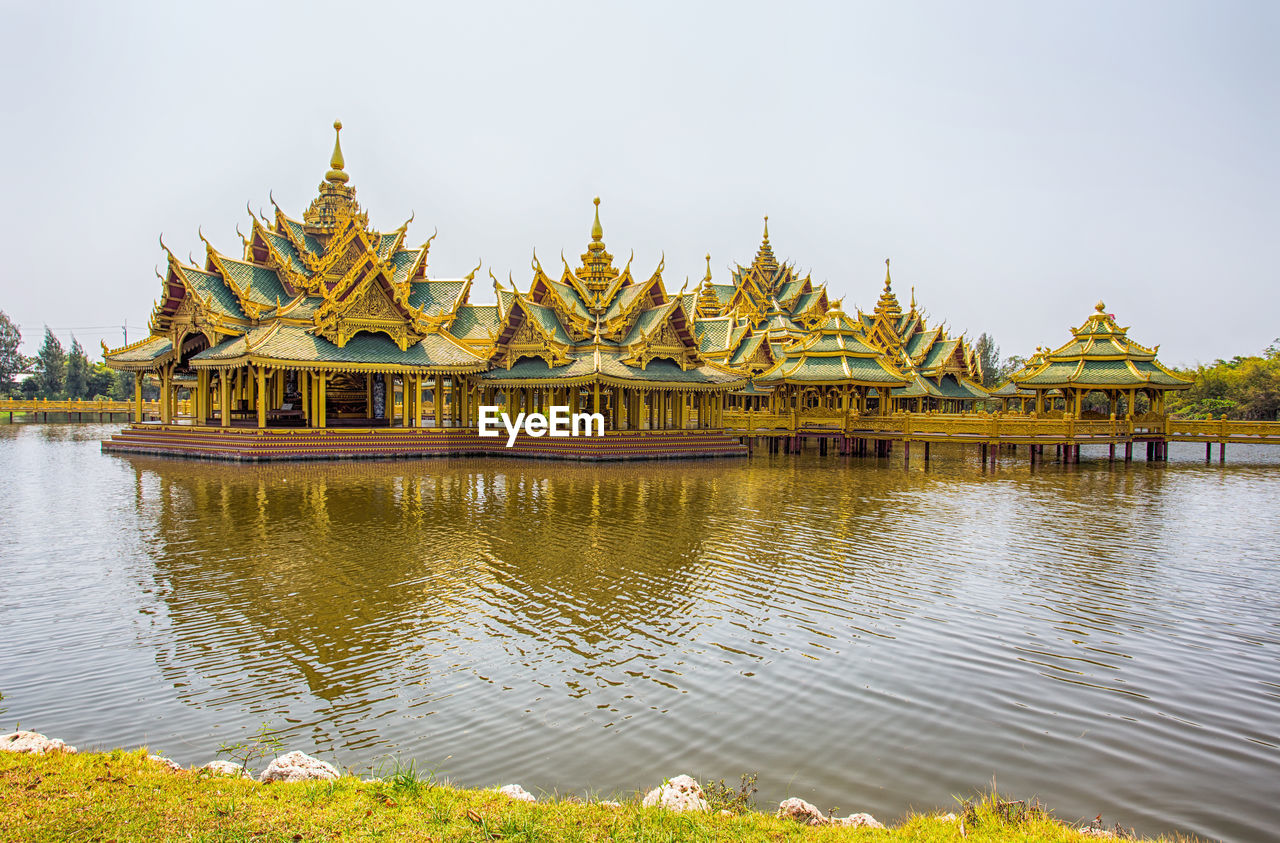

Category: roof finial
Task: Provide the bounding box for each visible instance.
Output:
[326,120,348,184]
[763,215,769,241]
[910,285,916,310]
[1095,300,1106,313]
[884,258,892,290]
[591,196,603,242]
[704,253,712,283]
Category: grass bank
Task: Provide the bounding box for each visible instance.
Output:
[1,749,1180,842]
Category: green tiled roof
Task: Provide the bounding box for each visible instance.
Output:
[694,316,732,353]
[408,280,466,315]
[218,258,287,306]
[620,304,672,346]
[604,283,647,320]
[520,300,573,346]
[282,218,323,256]
[448,305,499,341]
[729,333,767,366]
[933,374,988,399]
[179,266,247,319]
[376,233,399,260]
[191,325,484,369]
[108,335,173,364]
[710,284,736,305]
[262,230,311,276]
[390,249,422,284]
[790,290,822,316]
[547,279,591,321]
[481,352,744,388]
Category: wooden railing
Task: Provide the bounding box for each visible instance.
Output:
[722,410,1280,444]
[0,398,193,416]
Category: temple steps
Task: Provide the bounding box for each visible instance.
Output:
[101,425,747,462]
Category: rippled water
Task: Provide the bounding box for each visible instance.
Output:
[2,422,1278,841]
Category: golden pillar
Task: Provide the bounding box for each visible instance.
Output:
[133,374,143,423]
[318,372,327,428]
[219,372,230,428]
[256,366,267,429]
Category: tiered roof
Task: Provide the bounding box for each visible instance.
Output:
[106,122,485,375]
[1012,302,1193,391]
[690,219,829,373]
[855,260,989,401]
[478,199,747,392]
[756,305,908,388]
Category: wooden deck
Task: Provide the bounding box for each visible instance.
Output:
[100,424,748,462]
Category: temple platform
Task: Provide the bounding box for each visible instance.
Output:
[101,424,748,462]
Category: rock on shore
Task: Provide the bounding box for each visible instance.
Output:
[642,775,709,812]
[777,796,884,829]
[259,751,340,783]
[497,784,536,802]
[0,731,78,755]
[202,760,252,778]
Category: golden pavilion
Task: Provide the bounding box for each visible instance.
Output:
[101,121,1199,462]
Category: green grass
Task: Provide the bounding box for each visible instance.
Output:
[0,749,1189,842]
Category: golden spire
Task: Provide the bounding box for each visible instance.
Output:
[1095,300,1106,313]
[326,120,348,184]
[704,253,713,283]
[884,258,892,290]
[751,215,779,276]
[577,196,617,295]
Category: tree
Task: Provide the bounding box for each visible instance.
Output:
[110,369,135,401]
[0,310,24,395]
[974,332,1001,387]
[87,361,116,398]
[33,327,65,397]
[65,336,90,399]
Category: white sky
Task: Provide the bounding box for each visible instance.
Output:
[1,1,1276,365]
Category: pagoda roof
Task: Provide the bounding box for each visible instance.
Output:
[480,351,746,391]
[447,304,500,342]
[190,324,484,373]
[756,307,908,387]
[106,335,174,369]
[1014,302,1193,390]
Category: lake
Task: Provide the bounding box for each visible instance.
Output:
[1,422,1277,841]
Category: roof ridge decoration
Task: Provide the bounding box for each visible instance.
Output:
[303,120,368,237]
[576,197,620,306]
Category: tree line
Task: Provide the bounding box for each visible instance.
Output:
[1165,340,1280,420]
[0,309,140,401]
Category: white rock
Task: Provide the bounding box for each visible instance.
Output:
[597,800,622,808]
[938,812,958,822]
[0,731,77,755]
[147,754,182,771]
[642,774,709,813]
[202,760,251,778]
[777,797,827,826]
[259,751,340,783]
[835,812,885,829]
[497,783,536,802]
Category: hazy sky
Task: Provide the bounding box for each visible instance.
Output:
[1,1,1276,365]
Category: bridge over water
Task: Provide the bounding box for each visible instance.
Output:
[723,410,1280,463]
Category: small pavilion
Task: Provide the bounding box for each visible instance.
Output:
[1012,302,1192,417]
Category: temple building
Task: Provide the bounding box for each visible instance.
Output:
[474,197,748,431]
[855,260,989,412]
[101,121,1198,462]
[106,121,488,430]
[104,122,747,457]
[754,304,909,415]
[1011,302,1193,416]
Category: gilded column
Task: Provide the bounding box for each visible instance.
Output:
[256,366,267,429]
